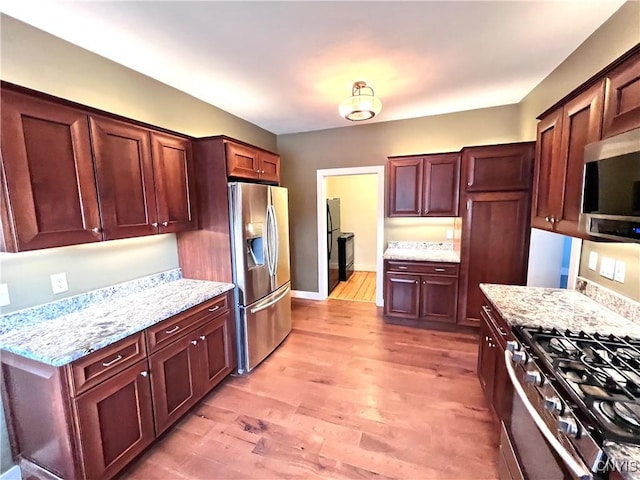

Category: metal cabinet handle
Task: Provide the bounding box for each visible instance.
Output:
[199,335,206,341]
[165,325,180,334]
[545,216,550,222]
[208,305,220,313]
[151,222,158,227]
[162,221,169,227]
[434,268,445,272]
[91,227,101,234]
[191,340,198,345]
[140,371,148,377]
[397,266,408,270]
[102,355,123,367]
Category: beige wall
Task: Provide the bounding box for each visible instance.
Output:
[579,241,640,301]
[279,104,522,292]
[326,174,378,271]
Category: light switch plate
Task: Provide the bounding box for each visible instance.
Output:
[50,272,69,294]
[0,283,10,307]
[588,251,598,271]
[599,257,615,280]
[614,260,626,283]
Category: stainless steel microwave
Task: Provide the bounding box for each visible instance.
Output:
[580,128,640,243]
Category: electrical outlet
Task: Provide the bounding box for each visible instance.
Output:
[0,284,10,307]
[599,257,615,280]
[446,229,454,240]
[588,251,598,271]
[614,260,626,283]
[50,272,69,294]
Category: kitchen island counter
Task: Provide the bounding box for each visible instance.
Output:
[0,269,234,366]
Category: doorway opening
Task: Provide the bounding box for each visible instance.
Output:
[316,166,384,306]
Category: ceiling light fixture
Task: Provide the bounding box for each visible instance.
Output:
[339,81,382,121]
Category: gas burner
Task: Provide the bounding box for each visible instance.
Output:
[597,401,640,429]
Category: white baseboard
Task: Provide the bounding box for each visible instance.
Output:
[291,290,324,301]
[0,466,21,480]
[354,264,377,272]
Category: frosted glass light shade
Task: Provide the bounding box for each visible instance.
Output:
[339,94,382,121]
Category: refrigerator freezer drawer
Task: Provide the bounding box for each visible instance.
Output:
[239,282,292,373]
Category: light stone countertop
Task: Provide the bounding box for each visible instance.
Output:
[383,241,460,263]
[0,271,234,367]
[480,283,640,479]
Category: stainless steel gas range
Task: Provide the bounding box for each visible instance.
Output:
[502,326,640,480]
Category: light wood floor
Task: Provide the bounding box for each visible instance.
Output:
[121,299,498,480]
[329,271,376,303]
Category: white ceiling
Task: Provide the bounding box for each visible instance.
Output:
[0,1,628,135]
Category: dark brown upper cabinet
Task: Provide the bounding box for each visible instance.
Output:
[532,82,604,237]
[0,84,197,252]
[387,152,460,217]
[602,49,640,139]
[151,132,197,233]
[0,89,102,251]
[461,143,533,192]
[90,116,159,240]
[226,140,280,184]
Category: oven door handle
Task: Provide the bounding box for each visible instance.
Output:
[504,350,592,480]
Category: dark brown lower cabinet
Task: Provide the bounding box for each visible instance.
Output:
[150,308,235,435]
[477,296,512,423]
[383,260,459,326]
[74,360,154,480]
[1,291,235,480]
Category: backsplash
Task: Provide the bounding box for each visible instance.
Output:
[0,269,182,335]
[576,276,640,324]
[386,241,453,251]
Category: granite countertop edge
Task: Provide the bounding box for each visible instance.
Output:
[382,249,461,263]
[602,441,640,480]
[0,279,235,367]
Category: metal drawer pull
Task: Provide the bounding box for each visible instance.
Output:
[140,371,148,377]
[165,325,180,334]
[199,335,206,341]
[208,305,221,313]
[191,340,198,345]
[102,355,123,367]
[434,268,445,272]
[396,266,408,270]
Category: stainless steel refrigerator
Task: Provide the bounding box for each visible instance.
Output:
[228,182,292,374]
[327,198,341,294]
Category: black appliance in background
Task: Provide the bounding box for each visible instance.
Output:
[327,198,341,293]
[338,232,354,281]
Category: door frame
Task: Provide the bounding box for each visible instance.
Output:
[316,166,385,306]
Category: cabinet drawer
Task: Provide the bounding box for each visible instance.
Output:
[68,333,146,396]
[146,294,228,353]
[386,261,459,276]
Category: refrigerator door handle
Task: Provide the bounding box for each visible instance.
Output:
[250,284,290,314]
[270,204,279,273]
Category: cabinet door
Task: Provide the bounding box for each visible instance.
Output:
[74,359,154,480]
[387,157,423,216]
[90,117,158,240]
[555,81,604,236]
[458,191,530,326]
[492,342,512,423]
[423,153,460,216]
[226,142,260,179]
[151,132,197,233]
[197,311,236,393]
[383,273,420,318]
[531,109,564,231]
[602,51,640,138]
[259,151,281,184]
[0,89,101,251]
[419,275,458,323]
[462,143,534,192]
[149,334,201,435]
[477,316,496,402]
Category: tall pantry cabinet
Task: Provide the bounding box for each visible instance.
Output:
[457,142,535,326]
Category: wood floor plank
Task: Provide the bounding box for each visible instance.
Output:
[329,271,376,303]
[120,298,498,480]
